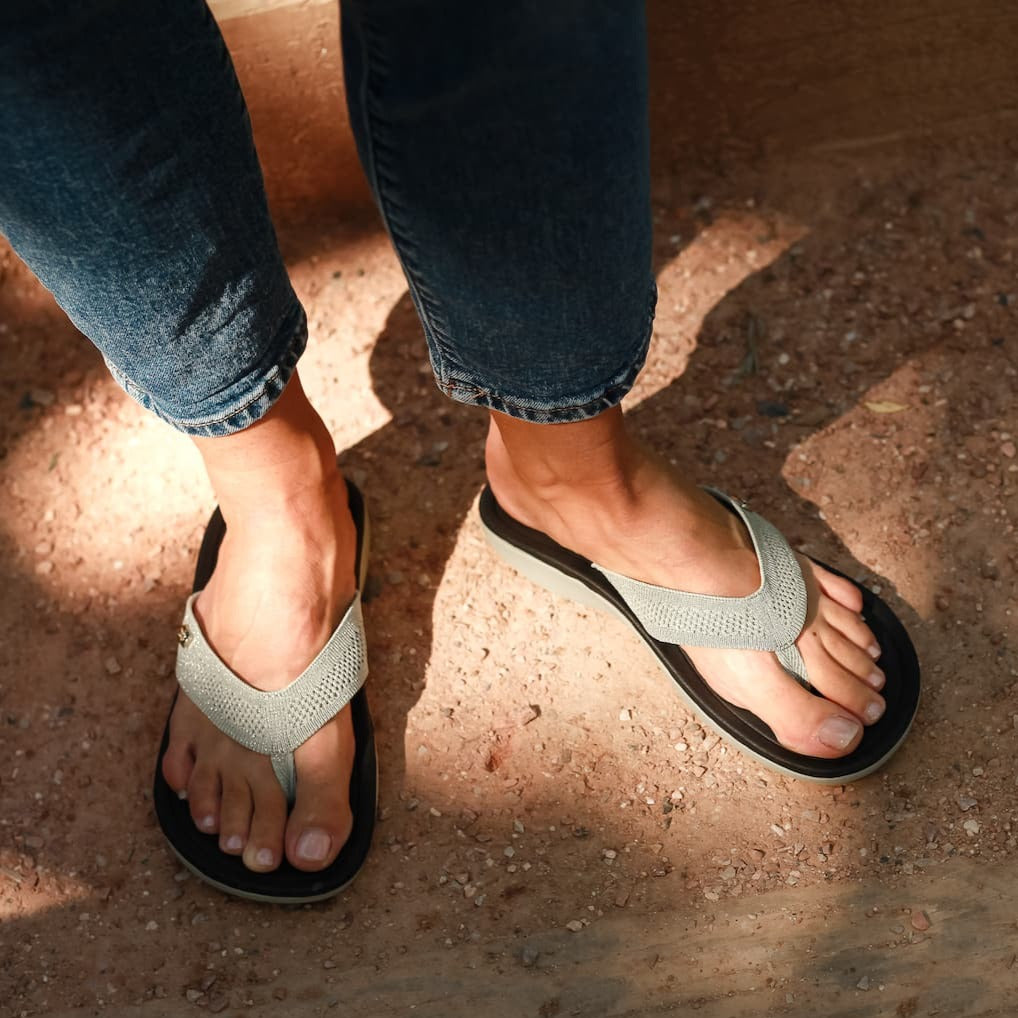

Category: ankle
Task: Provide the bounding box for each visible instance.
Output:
[486,409,646,508]
[192,373,347,528]
[213,453,345,534]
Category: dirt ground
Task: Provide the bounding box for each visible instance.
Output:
[3,123,1018,1017]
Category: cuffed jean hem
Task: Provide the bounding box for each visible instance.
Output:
[434,282,656,424]
[105,305,308,438]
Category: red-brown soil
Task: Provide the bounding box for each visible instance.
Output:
[2,122,1017,1015]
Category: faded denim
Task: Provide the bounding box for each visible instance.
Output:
[0,0,654,435]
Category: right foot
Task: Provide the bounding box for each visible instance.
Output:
[161,379,360,873]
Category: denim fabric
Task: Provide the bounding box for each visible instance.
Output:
[0,0,654,433]
[0,0,306,436]
[341,0,655,422]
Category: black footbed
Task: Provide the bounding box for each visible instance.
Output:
[153,481,376,901]
[479,485,920,782]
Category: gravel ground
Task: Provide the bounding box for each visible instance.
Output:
[2,130,1017,1015]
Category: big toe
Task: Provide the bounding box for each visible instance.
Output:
[760,677,864,758]
[284,711,355,872]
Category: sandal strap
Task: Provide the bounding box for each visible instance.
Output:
[175,593,368,800]
[592,489,811,688]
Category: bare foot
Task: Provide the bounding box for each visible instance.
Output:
[485,411,884,758]
[160,377,360,872]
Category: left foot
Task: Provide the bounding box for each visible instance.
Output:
[485,412,884,759]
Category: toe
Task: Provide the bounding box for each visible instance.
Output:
[825,601,881,659]
[817,623,885,690]
[757,674,865,757]
[285,709,355,872]
[799,633,886,725]
[218,772,253,856]
[810,561,864,613]
[242,765,287,873]
[187,763,222,836]
[688,644,866,759]
[161,740,195,798]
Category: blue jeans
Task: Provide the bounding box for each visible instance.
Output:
[0,0,654,436]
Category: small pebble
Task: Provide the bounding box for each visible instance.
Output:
[519,704,541,726]
[521,945,540,968]
[104,656,122,676]
[565,920,584,933]
[910,910,931,932]
[958,797,978,812]
[856,976,870,991]
[30,388,56,407]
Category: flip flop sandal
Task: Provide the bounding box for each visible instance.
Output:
[152,480,377,902]
[479,484,920,783]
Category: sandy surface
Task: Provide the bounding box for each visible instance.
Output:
[2,130,1017,1015]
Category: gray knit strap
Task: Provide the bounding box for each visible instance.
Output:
[175,593,368,802]
[592,490,811,689]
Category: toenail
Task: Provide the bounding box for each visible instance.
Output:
[867,668,886,690]
[255,847,275,868]
[296,828,332,863]
[867,643,881,660]
[223,834,244,853]
[817,717,861,750]
[199,815,216,832]
[864,701,885,724]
